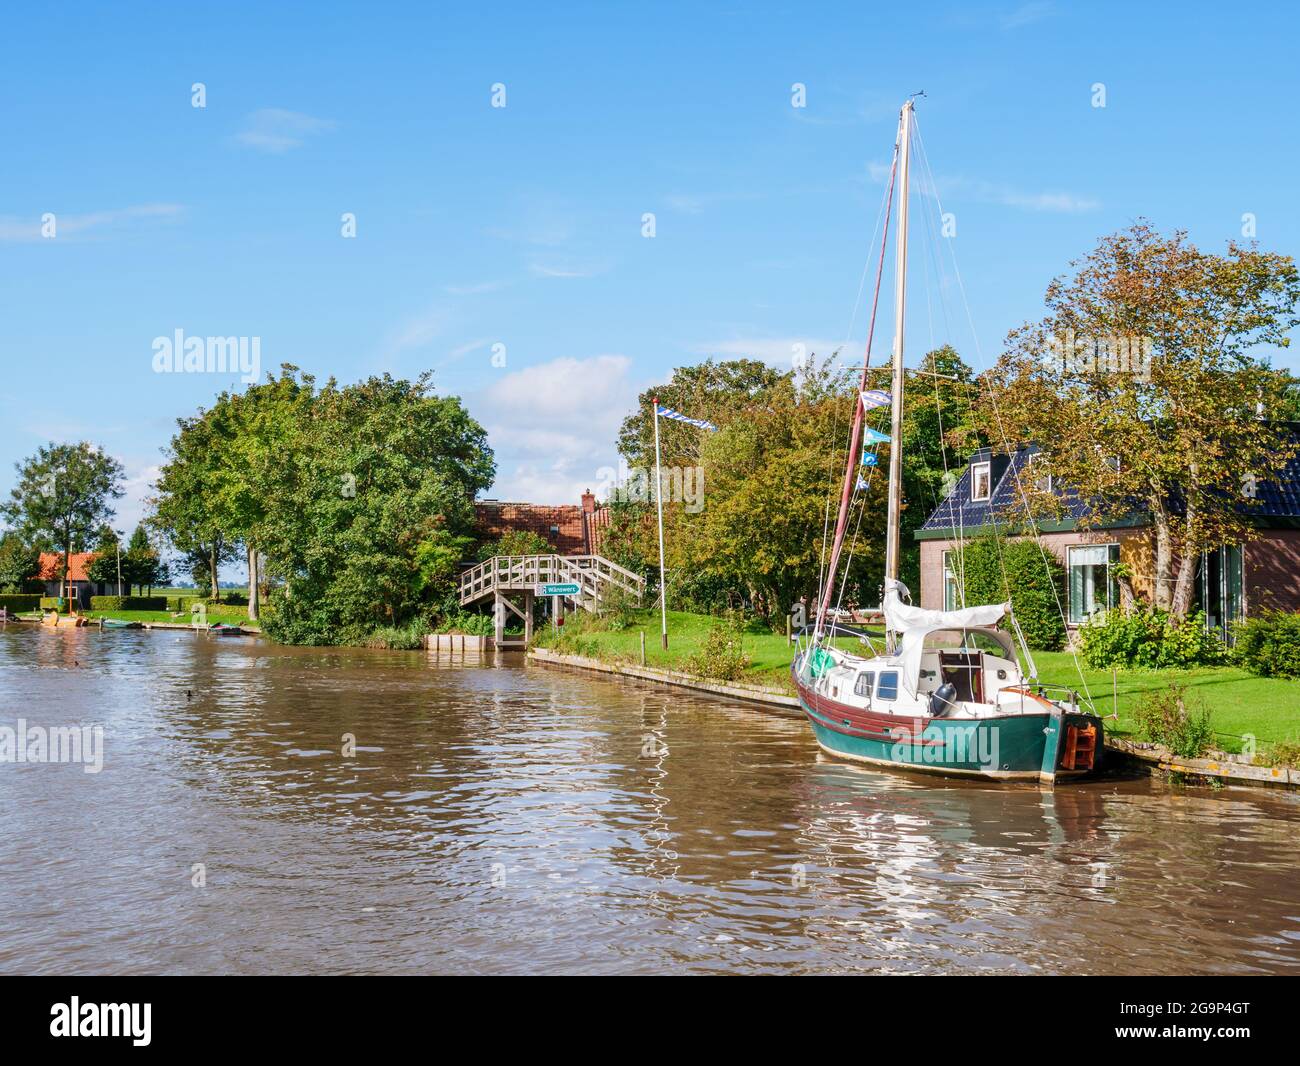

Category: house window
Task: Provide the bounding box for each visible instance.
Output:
[1197,545,1244,642]
[970,461,992,502]
[1068,543,1119,624]
[876,671,899,701]
[942,550,960,611]
[854,672,874,698]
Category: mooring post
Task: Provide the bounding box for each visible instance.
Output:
[640,631,646,666]
[786,612,792,646]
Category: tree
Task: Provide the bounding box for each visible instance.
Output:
[152,407,241,599]
[123,525,169,594]
[258,372,494,645]
[985,222,1300,619]
[1,442,124,594]
[85,527,125,594]
[618,358,787,468]
[0,532,40,593]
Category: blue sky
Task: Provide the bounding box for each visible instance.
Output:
[2,1,1298,536]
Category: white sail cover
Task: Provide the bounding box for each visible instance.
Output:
[882,579,1008,697]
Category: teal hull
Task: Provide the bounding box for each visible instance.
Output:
[797,691,1102,783]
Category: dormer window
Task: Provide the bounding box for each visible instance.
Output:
[1030,453,1053,494]
[971,461,992,502]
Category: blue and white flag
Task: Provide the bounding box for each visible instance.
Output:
[863,428,891,444]
[860,389,891,411]
[861,452,878,467]
[657,405,717,431]
[855,475,870,491]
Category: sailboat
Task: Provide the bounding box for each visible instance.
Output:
[791,99,1103,785]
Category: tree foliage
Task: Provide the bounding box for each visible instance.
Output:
[983,221,1300,618]
[1,442,124,590]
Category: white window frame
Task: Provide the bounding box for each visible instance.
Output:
[1067,542,1119,624]
[942,550,960,612]
[970,461,992,502]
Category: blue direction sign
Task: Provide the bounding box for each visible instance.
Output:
[539,583,580,596]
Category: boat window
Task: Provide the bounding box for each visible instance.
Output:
[877,671,899,700]
[854,671,874,698]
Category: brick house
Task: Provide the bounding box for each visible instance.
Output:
[915,443,1300,633]
[473,489,611,556]
[34,552,111,608]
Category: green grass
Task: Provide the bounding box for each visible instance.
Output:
[536,607,1300,755]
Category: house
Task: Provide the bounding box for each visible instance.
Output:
[915,443,1300,632]
[34,552,112,608]
[473,489,611,556]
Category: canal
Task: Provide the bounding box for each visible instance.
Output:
[1,625,1297,975]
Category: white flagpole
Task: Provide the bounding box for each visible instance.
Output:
[652,397,668,649]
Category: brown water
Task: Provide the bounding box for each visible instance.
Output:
[1,624,1297,975]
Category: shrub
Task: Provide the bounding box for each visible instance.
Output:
[1264,739,1300,769]
[89,596,168,611]
[958,531,1067,651]
[476,530,553,561]
[1080,607,1227,669]
[434,611,495,637]
[40,597,63,610]
[684,612,751,681]
[1133,682,1214,758]
[0,594,41,613]
[365,619,430,650]
[1232,611,1300,679]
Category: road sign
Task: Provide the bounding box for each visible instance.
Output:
[538,582,580,596]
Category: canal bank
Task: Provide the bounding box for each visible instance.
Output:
[528,646,1300,792]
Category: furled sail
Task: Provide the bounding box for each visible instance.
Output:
[883,579,1008,697]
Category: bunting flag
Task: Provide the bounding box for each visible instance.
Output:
[860,389,891,411]
[855,475,870,491]
[863,428,891,444]
[861,452,878,467]
[657,405,717,431]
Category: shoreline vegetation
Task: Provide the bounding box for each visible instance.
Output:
[532,606,1300,762]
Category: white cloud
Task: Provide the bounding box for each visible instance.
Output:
[234,108,336,153]
[385,305,450,355]
[471,354,638,504]
[0,203,184,242]
[1001,2,1057,30]
[863,161,1098,213]
[114,461,160,536]
[528,259,606,279]
[444,279,508,295]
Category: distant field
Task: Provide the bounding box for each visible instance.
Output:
[536,607,1300,753]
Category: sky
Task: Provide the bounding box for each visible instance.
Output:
[2,0,1298,540]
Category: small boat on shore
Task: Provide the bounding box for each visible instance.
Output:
[208,623,247,636]
[100,618,143,629]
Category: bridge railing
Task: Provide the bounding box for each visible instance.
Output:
[459,554,644,609]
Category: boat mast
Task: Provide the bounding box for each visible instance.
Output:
[884,98,913,592]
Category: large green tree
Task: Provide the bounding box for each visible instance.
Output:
[2,442,124,593]
[151,406,241,599]
[985,221,1300,618]
[258,372,494,644]
[0,532,40,593]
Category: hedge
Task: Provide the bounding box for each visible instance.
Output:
[956,530,1068,651]
[89,596,169,611]
[0,594,41,612]
[1233,611,1300,679]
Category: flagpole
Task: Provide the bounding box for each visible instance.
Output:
[652,397,668,649]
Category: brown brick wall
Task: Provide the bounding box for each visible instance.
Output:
[474,502,588,555]
[1244,529,1300,613]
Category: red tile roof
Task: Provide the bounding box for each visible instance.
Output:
[36,552,101,583]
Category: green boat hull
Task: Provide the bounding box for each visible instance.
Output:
[798,691,1102,783]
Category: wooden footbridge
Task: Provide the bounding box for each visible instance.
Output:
[459,554,644,647]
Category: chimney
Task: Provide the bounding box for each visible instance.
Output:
[581,488,596,514]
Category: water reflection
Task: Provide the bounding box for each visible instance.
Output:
[0,625,1296,975]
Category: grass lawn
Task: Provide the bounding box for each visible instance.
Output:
[536,607,1300,755]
